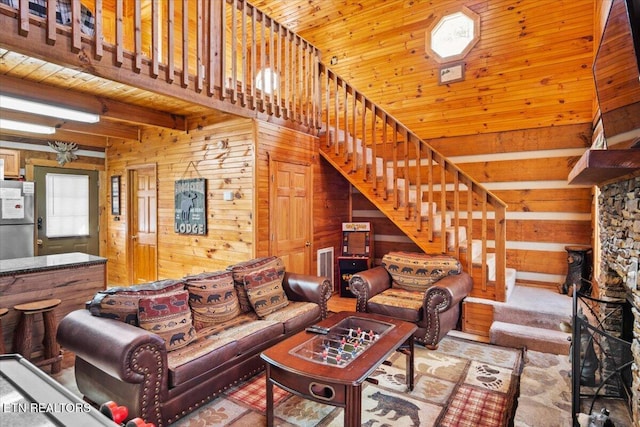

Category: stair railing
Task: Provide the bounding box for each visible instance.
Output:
[319,64,508,300]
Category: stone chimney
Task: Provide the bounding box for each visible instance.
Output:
[597,176,639,423]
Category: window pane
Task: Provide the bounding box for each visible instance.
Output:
[46,173,89,237]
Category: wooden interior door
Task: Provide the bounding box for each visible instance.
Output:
[269,159,312,274]
[128,165,157,284]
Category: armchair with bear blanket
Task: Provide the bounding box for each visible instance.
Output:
[349,251,473,349]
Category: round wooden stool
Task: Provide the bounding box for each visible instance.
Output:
[0,308,8,354]
[13,298,63,374]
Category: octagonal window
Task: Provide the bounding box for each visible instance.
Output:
[426,7,480,63]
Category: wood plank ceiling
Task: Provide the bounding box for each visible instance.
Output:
[0,0,596,149]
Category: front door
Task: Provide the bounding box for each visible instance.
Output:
[269,159,312,273]
[128,165,157,284]
[34,166,99,255]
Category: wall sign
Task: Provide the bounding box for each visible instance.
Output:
[174,178,206,235]
[439,62,465,85]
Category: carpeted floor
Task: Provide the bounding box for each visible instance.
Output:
[170,336,522,427]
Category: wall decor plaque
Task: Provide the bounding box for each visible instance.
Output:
[174,178,206,235]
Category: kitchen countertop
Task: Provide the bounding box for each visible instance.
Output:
[0,252,107,276]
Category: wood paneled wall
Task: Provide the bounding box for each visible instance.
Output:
[255,121,350,287]
[106,117,256,284]
[105,117,349,287]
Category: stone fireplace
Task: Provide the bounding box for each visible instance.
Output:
[597,176,639,424]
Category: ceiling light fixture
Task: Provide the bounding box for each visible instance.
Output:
[0,94,100,123]
[0,118,56,134]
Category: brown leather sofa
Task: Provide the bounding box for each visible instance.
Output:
[57,257,331,427]
[349,251,472,349]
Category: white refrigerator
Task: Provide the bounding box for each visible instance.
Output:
[0,181,35,260]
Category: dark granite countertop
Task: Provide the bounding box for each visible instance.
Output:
[0,252,107,276]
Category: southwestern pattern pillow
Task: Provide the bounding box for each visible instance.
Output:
[86,279,185,325]
[138,290,196,351]
[183,271,240,330]
[228,257,286,313]
[381,252,461,292]
[243,267,288,317]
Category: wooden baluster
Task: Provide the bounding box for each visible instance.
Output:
[440,163,447,252]
[381,113,388,200]
[425,147,433,237]
[481,194,488,292]
[18,0,29,36]
[250,6,256,110]
[276,23,283,117]
[230,0,238,103]
[403,128,409,219]
[343,84,349,164]
[452,171,461,259]
[258,9,265,112]
[196,0,204,93]
[181,0,188,87]
[115,0,123,66]
[240,1,247,106]
[466,182,474,274]
[46,0,56,44]
[94,0,103,59]
[392,122,399,209]
[168,0,176,85]
[151,0,160,78]
[361,101,367,181]
[134,0,142,72]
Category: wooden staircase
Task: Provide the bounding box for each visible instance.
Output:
[317,65,514,313]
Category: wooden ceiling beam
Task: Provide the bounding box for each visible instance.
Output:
[0,74,186,130]
[0,129,109,149]
[0,109,140,140]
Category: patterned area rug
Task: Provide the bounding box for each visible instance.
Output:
[173,336,523,427]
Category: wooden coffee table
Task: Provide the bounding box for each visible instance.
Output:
[261,311,417,427]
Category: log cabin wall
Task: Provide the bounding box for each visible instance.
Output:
[105,117,349,287]
[281,0,597,288]
[255,121,350,287]
[106,117,256,285]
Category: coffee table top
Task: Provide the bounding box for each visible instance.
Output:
[261,311,417,386]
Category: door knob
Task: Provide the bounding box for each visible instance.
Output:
[305,241,311,247]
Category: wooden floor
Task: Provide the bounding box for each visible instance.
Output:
[327,293,357,313]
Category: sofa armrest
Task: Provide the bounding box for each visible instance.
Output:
[283,272,332,319]
[425,272,473,312]
[423,272,473,348]
[349,266,392,312]
[57,309,168,385]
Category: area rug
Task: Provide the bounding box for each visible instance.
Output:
[172,335,523,427]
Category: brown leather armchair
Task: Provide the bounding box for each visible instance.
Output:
[349,252,473,349]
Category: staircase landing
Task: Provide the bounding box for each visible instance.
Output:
[488,285,572,355]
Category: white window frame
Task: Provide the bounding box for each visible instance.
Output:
[45,173,90,237]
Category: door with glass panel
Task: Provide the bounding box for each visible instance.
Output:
[34,166,99,255]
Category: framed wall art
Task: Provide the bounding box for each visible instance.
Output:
[111,175,120,216]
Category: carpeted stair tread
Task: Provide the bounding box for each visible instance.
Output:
[493,286,571,331]
[489,321,570,355]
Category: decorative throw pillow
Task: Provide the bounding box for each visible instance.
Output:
[86,279,186,325]
[243,267,288,317]
[138,290,196,351]
[183,271,240,330]
[381,252,462,292]
[228,257,285,313]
